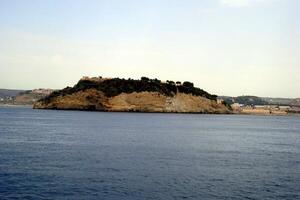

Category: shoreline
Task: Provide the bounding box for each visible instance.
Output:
[33,106,232,115]
[1,103,299,116]
[0,104,32,107]
[33,106,300,116]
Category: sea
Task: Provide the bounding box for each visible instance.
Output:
[0,106,299,200]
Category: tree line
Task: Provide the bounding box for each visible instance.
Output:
[41,77,217,103]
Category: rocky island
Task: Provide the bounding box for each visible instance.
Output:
[33,76,231,114]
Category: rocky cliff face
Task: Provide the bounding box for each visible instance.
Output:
[34,89,229,113]
[33,77,231,114]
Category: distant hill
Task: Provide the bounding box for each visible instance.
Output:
[0,89,25,98]
[219,96,268,105]
[0,89,53,105]
[219,96,296,106]
[261,97,294,106]
[291,98,300,107]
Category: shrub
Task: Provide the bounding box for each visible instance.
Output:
[40,77,218,101]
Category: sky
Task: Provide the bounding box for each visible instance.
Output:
[0,0,299,98]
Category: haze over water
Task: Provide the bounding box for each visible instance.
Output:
[0,106,299,200]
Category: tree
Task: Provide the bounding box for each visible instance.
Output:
[141,77,150,82]
[168,80,175,85]
[183,81,194,88]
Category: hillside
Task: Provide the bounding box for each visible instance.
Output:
[291,98,300,107]
[219,96,268,105]
[0,89,53,105]
[34,77,231,113]
[262,97,294,106]
[219,96,296,106]
[14,89,54,105]
[0,89,25,98]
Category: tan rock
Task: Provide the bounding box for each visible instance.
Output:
[34,89,230,114]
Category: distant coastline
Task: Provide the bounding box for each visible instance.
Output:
[1,78,299,116]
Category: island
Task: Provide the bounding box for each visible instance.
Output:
[33,76,231,114]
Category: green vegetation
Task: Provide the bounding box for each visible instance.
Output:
[234,96,268,105]
[222,95,268,105]
[41,77,217,102]
[262,97,294,106]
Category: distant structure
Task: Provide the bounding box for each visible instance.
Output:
[80,76,111,82]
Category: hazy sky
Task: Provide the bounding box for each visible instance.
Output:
[0,0,299,97]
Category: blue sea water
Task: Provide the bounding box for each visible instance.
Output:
[0,106,299,200]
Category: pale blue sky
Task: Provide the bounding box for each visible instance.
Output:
[0,0,299,97]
